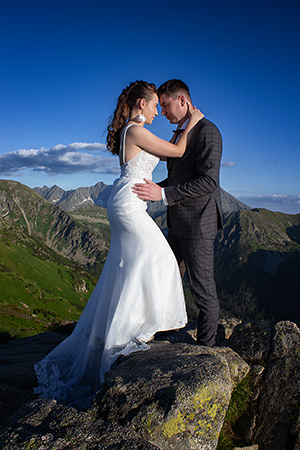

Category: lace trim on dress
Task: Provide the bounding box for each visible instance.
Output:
[34,358,93,409]
[33,309,187,409]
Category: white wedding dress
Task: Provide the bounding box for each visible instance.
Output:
[34,124,187,408]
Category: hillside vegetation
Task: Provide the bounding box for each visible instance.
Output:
[0,180,110,276]
[0,217,97,337]
[215,208,300,324]
[1,179,300,338]
[0,180,109,337]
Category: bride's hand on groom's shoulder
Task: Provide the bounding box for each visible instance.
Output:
[187,102,204,124]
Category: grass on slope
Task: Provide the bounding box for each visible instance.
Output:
[69,204,111,241]
[0,222,97,338]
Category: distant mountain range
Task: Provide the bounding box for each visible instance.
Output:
[33,182,251,215]
[1,179,299,338]
[34,182,112,211]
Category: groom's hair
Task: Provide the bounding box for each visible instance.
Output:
[157,79,191,101]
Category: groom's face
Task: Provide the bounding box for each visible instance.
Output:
[159,93,187,124]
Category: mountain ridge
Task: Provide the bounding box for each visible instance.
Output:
[34,182,113,211]
[34,182,251,214]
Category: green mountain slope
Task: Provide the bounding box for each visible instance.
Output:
[1,179,300,337]
[0,180,110,277]
[214,208,300,324]
[152,207,300,325]
[0,180,111,338]
[69,204,111,239]
[0,218,97,337]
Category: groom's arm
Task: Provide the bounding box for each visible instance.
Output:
[164,121,222,206]
[157,178,168,188]
[133,121,222,203]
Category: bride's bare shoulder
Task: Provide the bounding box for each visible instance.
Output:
[126,123,146,133]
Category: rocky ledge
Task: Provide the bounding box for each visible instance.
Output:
[0,319,299,449]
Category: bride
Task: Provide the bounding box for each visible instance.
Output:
[34,80,203,408]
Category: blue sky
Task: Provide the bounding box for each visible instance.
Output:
[0,0,299,213]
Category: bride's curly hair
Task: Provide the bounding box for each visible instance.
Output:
[107,80,157,155]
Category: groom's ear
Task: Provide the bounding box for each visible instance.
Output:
[178,95,186,107]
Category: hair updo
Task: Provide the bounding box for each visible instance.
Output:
[106,80,157,155]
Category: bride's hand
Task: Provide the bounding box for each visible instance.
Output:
[187,102,204,125]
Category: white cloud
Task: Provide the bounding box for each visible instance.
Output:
[1,144,236,176]
[221,159,235,168]
[66,142,106,152]
[0,142,119,176]
[237,194,300,214]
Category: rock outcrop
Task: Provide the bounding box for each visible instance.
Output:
[90,342,248,450]
[0,398,159,449]
[227,320,300,449]
[0,320,300,449]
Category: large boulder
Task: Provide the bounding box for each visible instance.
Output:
[253,321,300,449]
[91,341,249,450]
[0,398,159,449]
[227,320,272,363]
[226,319,300,448]
[2,320,300,449]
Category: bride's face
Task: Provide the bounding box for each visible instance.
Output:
[143,94,159,125]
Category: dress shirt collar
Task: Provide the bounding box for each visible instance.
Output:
[176,118,189,131]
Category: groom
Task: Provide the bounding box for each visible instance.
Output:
[133,79,223,347]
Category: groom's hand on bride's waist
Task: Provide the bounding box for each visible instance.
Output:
[132,179,162,201]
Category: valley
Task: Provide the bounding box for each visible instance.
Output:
[1,179,299,338]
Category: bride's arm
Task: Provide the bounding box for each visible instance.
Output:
[127,105,204,159]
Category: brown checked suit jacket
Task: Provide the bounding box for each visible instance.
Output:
[160,117,223,239]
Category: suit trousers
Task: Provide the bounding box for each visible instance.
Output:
[167,229,219,346]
